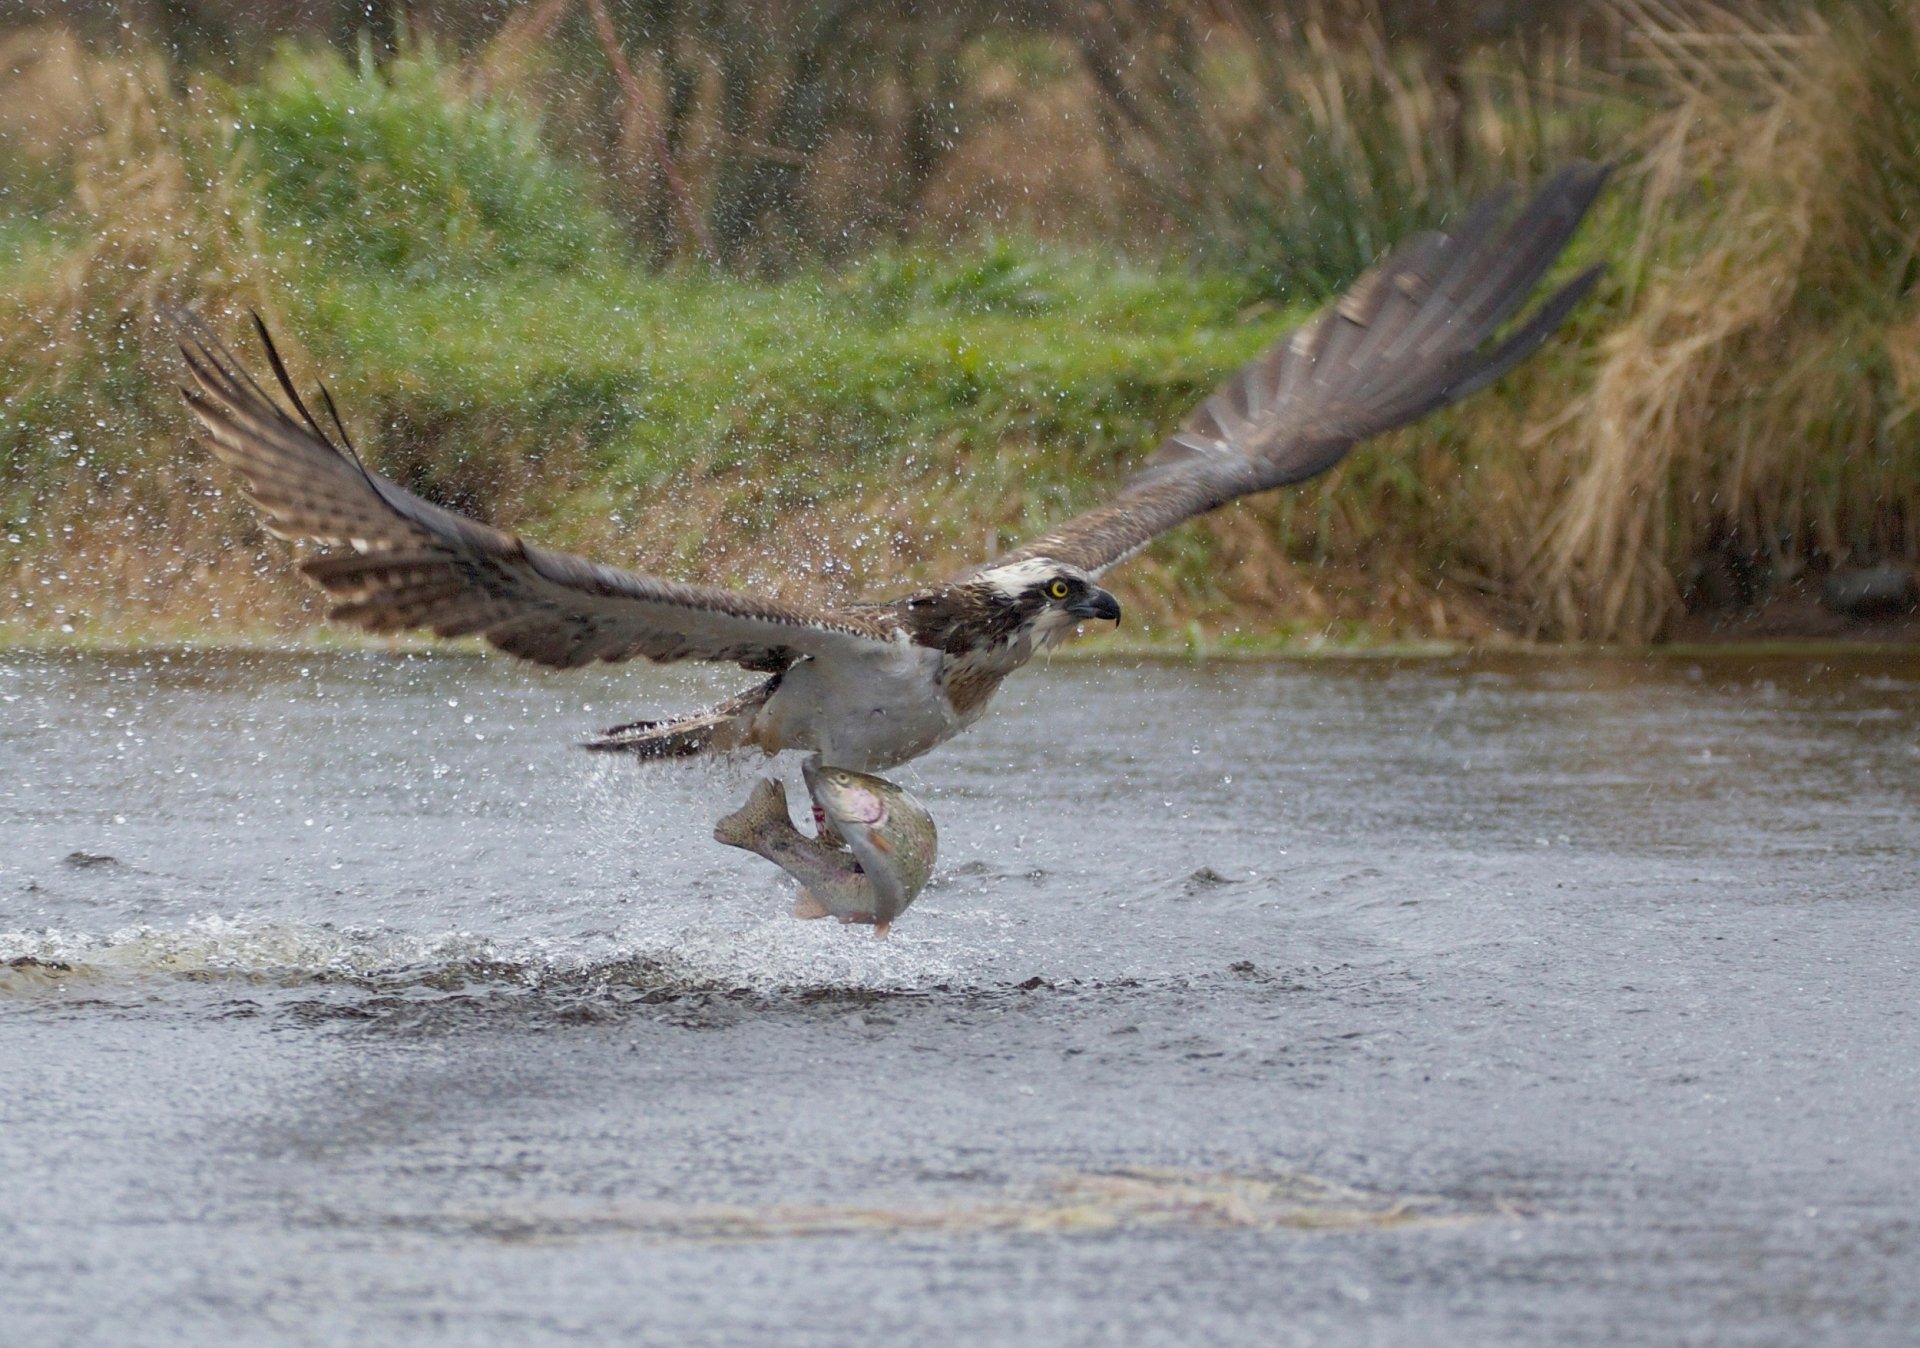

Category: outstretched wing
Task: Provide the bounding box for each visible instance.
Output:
[981,162,1610,577]
[175,313,893,672]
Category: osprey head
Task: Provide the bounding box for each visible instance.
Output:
[970,558,1122,646]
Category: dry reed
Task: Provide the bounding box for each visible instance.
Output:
[1529,0,1920,641]
[0,29,303,636]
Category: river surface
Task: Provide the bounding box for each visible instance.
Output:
[2,647,1917,1346]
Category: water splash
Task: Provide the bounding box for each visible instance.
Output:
[0,903,971,1001]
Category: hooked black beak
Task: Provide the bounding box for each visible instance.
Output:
[1069,587,1123,625]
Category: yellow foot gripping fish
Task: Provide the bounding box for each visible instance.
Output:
[712,761,938,938]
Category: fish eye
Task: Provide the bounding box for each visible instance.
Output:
[1047,579,1071,600]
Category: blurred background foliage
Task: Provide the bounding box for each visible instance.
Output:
[0,0,1915,646]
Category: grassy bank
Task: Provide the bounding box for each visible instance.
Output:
[3,4,1918,650]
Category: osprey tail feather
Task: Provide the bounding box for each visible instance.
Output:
[583,679,777,758]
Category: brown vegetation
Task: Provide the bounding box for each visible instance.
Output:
[1530,0,1920,640]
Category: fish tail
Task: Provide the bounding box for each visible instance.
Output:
[713,777,793,851]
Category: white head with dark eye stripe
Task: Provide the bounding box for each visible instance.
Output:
[973,559,1122,643]
[900,558,1122,656]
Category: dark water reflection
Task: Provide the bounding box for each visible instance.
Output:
[2,648,1917,1345]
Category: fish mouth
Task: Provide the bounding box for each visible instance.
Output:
[1068,587,1122,624]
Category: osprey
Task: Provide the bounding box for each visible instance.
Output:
[176,165,1605,779]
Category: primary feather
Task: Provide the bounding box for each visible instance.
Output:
[982,161,1609,578]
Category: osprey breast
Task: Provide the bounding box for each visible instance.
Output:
[753,642,958,772]
[941,650,1012,722]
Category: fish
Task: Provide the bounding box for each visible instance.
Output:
[712,761,938,938]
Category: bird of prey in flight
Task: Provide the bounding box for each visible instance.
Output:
[177,165,1605,790]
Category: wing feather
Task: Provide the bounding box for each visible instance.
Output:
[174,312,892,672]
[982,163,1609,577]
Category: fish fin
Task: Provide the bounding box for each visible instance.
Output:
[792,890,831,920]
[873,921,891,941]
[713,777,791,850]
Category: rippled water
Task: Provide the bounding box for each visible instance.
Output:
[4,648,1918,1345]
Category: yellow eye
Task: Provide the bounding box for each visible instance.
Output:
[1048,579,1071,600]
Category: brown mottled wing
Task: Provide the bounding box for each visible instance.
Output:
[982,162,1609,577]
[174,314,892,672]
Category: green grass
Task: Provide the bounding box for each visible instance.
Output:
[236,42,621,280]
[262,243,1288,556]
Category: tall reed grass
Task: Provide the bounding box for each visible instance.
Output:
[1530,0,1920,639]
[1066,0,1623,300]
[0,28,301,633]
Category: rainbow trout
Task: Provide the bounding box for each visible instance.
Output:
[713,761,938,938]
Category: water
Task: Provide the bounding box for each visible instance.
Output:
[3,648,1918,1346]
